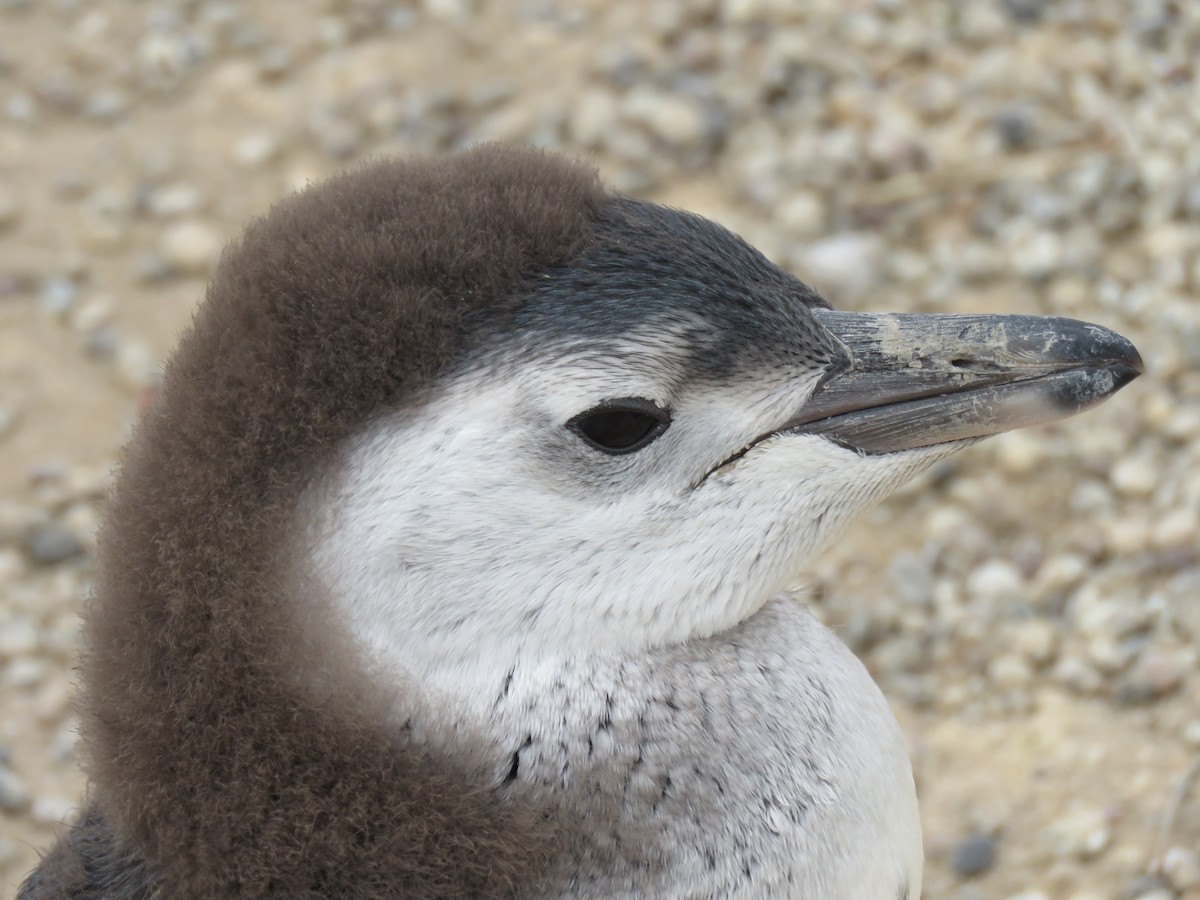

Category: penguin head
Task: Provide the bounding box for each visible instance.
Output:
[300,196,941,698]
[294,178,1140,701]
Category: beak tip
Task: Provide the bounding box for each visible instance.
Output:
[1109,360,1143,392]
[1094,326,1144,383]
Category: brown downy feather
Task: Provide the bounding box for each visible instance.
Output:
[25,145,608,898]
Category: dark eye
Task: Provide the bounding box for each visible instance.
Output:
[568,398,671,455]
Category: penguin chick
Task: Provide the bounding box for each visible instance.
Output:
[19,145,1141,899]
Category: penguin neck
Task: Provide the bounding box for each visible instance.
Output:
[386,596,809,770]
[352,596,762,734]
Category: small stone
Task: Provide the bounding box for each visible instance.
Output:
[777,191,826,238]
[1111,455,1158,498]
[160,220,222,275]
[0,618,38,657]
[0,185,19,231]
[423,0,475,20]
[622,86,708,148]
[1050,808,1111,860]
[148,182,203,219]
[38,277,77,317]
[951,833,997,877]
[34,677,71,721]
[1010,619,1059,667]
[1120,876,1172,900]
[85,323,121,360]
[567,89,619,148]
[116,341,160,392]
[1086,634,1138,674]
[0,766,31,812]
[1162,846,1200,890]
[84,88,128,121]
[995,431,1042,475]
[800,233,884,301]
[0,405,17,440]
[70,295,112,334]
[1113,650,1190,705]
[1152,508,1198,550]
[1002,0,1044,21]
[1054,655,1104,694]
[80,185,133,248]
[0,835,18,867]
[31,794,75,825]
[23,523,86,565]
[987,653,1033,690]
[4,656,45,688]
[233,131,280,168]
[257,44,293,79]
[1070,479,1114,515]
[5,91,34,122]
[994,104,1036,151]
[967,559,1024,603]
[871,634,927,675]
[51,718,80,765]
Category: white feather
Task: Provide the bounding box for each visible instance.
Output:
[299,334,953,897]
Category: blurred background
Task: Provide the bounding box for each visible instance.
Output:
[0,1,1197,897]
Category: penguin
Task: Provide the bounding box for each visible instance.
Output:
[19,144,1142,899]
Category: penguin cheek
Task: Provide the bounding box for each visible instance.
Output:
[708,435,960,569]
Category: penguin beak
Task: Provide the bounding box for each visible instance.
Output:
[788,310,1144,454]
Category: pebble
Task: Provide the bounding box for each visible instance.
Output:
[987,653,1034,690]
[1049,808,1112,860]
[84,88,128,121]
[233,131,281,168]
[799,232,884,301]
[994,431,1043,475]
[23,523,86,565]
[38,277,77,317]
[148,182,204,219]
[776,190,826,238]
[0,837,17,868]
[1110,455,1159,498]
[1009,620,1059,667]
[1151,508,1198,550]
[951,833,997,877]
[0,185,19,231]
[621,86,709,148]
[967,559,1024,603]
[79,185,133,248]
[159,220,222,275]
[0,766,31,813]
[567,89,620,148]
[31,795,75,826]
[34,678,71,721]
[50,718,80,765]
[1113,650,1190,705]
[1053,655,1105,695]
[1162,846,1200,890]
[1120,876,1173,900]
[0,619,38,658]
[4,657,45,688]
[0,406,17,440]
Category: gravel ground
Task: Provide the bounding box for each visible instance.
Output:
[1,1,1198,897]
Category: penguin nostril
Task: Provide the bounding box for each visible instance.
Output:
[948,357,1004,373]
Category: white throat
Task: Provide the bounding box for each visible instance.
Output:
[298,358,953,712]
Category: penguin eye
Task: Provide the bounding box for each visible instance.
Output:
[568,398,671,455]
